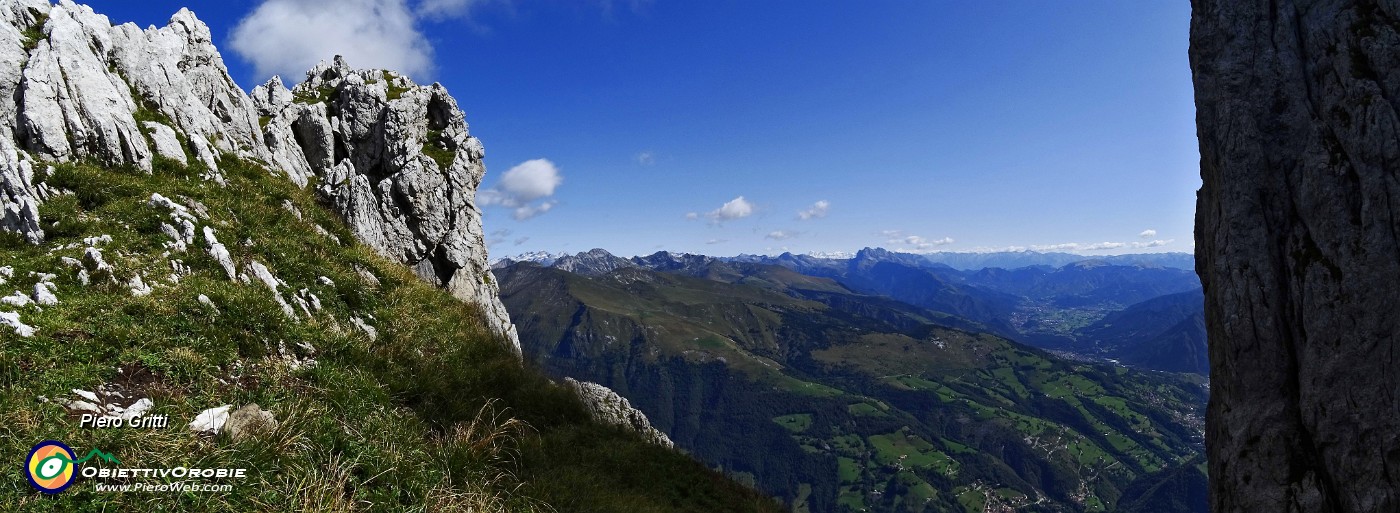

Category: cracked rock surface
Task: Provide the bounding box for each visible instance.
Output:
[1192,1,1400,511]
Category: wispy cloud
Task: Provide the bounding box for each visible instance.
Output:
[231,0,435,82]
[705,238,727,245]
[882,230,953,251]
[1133,239,1173,248]
[797,200,830,220]
[635,151,655,166]
[1031,242,1125,251]
[479,158,564,220]
[1028,239,1176,252]
[417,0,494,19]
[905,236,954,250]
[486,228,509,246]
[1139,229,1157,238]
[765,230,797,241]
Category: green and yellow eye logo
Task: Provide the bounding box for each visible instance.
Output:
[25,441,119,494]
[26,440,77,494]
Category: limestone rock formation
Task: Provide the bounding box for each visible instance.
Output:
[0,0,518,353]
[0,0,668,456]
[253,57,517,351]
[564,377,674,448]
[1191,1,1400,511]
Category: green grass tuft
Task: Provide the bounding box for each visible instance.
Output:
[422,129,456,170]
[21,10,47,51]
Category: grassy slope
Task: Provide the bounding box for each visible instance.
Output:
[0,156,780,512]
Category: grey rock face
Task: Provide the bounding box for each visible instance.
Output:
[1191,1,1400,511]
[0,2,518,353]
[255,57,518,353]
[0,138,43,242]
[564,377,673,448]
[552,248,639,276]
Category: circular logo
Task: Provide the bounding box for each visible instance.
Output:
[26,440,77,494]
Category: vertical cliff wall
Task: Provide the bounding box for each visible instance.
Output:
[1191,1,1400,511]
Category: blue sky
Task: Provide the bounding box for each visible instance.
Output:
[84,0,1198,258]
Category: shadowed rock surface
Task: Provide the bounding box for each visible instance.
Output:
[1191,0,1400,511]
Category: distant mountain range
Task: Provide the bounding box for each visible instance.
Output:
[919,251,1195,271]
[496,247,1208,377]
[495,249,1195,272]
[493,256,1208,512]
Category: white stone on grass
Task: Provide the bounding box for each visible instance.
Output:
[148,193,195,221]
[189,405,232,435]
[203,227,237,280]
[1,291,30,307]
[129,274,153,297]
[247,261,296,319]
[121,398,153,421]
[351,316,377,340]
[32,282,57,305]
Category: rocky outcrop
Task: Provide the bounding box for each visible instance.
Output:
[1191,1,1400,511]
[552,248,638,276]
[564,377,673,448]
[0,1,517,353]
[252,57,516,351]
[0,0,667,458]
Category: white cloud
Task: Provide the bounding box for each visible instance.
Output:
[497,159,562,203]
[1139,229,1157,238]
[684,212,700,220]
[705,196,761,222]
[1030,243,1125,253]
[797,200,830,220]
[417,0,491,19]
[479,159,564,220]
[966,245,1030,253]
[1030,243,1081,252]
[705,238,727,245]
[904,235,954,250]
[765,230,796,241]
[1081,242,1127,251]
[1029,241,1162,252]
[1132,239,1174,249]
[882,232,953,250]
[635,151,655,166]
[231,0,435,83]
